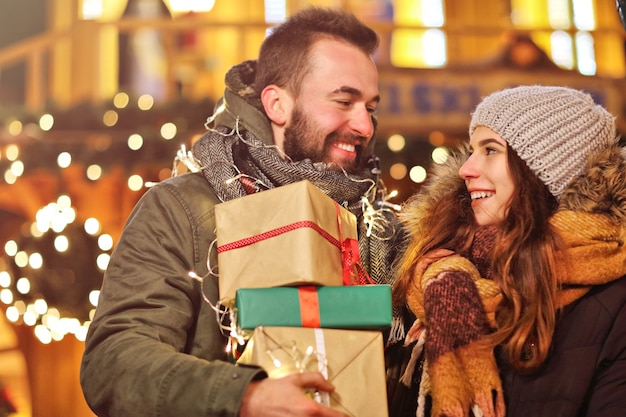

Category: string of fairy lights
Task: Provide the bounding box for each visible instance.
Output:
[0,92,212,344]
[1,198,109,343]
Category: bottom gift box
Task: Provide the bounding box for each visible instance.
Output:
[237,326,389,417]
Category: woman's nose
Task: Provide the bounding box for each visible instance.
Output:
[459,155,478,180]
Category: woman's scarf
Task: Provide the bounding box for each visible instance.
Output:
[400,145,626,417]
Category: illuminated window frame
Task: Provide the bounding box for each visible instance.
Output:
[390,0,447,69]
[511,0,597,75]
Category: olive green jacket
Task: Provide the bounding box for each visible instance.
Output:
[80,172,265,417]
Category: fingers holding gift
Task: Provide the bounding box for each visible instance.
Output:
[240,372,350,417]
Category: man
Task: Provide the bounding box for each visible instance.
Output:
[80,7,403,417]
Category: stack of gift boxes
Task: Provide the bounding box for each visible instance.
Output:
[215,180,390,417]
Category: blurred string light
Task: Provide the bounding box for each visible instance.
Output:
[161,122,177,140]
[0,93,216,347]
[432,146,450,164]
[428,130,446,147]
[387,134,406,153]
[10,160,24,177]
[86,164,103,181]
[57,151,72,168]
[5,144,19,161]
[138,94,155,111]
[384,133,449,185]
[409,165,428,183]
[103,109,119,127]
[113,92,130,109]
[4,144,22,184]
[128,174,144,191]
[0,91,203,192]
[39,113,54,131]
[389,162,408,180]
[128,133,144,150]
[8,120,23,136]
[0,197,111,344]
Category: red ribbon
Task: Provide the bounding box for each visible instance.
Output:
[334,202,373,286]
[298,286,321,327]
[217,200,373,285]
[217,220,339,253]
[340,237,373,285]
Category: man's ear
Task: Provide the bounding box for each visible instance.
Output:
[260,85,292,126]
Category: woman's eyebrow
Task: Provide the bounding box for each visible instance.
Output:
[476,137,506,147]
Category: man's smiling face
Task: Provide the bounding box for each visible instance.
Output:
[281,37,380,173]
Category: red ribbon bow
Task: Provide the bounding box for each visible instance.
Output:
[333,202,373,286]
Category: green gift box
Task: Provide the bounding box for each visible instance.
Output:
[235,284,392,330]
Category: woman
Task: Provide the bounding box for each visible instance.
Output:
[391,85,626,417]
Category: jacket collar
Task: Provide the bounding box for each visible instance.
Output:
[211,60,274,146]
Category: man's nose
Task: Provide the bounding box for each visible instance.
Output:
[349,106,374,139]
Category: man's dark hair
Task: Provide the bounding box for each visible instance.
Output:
[254,7,379,96]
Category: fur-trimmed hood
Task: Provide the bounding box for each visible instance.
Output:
[400,144,626,234]
[559,144,626,222]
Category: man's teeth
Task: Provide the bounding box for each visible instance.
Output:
[470,191,494,200]
[336,143,356,152]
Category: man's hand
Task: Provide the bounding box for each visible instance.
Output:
[239,372,349,417]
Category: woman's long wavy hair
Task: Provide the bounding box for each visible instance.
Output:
[393,146,565,373]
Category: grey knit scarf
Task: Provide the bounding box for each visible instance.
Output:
[191,60,406,343]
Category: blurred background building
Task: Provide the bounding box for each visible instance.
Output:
[0,0,625,416]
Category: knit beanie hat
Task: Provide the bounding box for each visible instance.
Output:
[469,85,617,198]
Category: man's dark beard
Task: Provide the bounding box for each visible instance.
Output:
[283,106,369,174]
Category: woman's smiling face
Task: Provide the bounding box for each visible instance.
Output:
[459,126,515,226]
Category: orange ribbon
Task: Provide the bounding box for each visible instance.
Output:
[298,286,321,327]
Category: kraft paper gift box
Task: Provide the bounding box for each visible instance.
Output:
[235,285,392,330]
[215,180,362,304]
[237,326,389,417]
